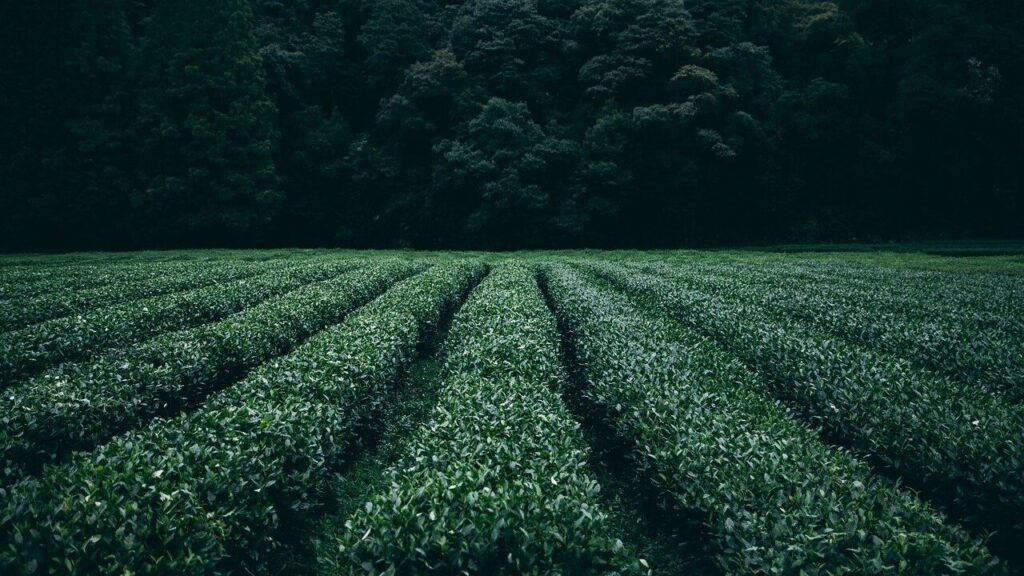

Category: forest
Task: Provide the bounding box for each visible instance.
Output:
[1,0,1021,250]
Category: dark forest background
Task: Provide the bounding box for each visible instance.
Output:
[1,0,1021,250]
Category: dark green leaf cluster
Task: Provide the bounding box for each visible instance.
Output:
[0,261,483,574]
[0,261,424,486]
[542,262,1004,574]
[631,258,1024,401]
[0,261,265,332]
[589,261,1024,552]
[0,261,229,301]
[0,260,355,387]
[3,0,1022,249]
[337,264,638,575]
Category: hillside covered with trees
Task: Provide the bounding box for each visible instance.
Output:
[2,0,1021,250]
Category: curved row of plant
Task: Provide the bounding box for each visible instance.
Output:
[585,261,1024,556]
[0,261,421,487]
[749,258,1022,336]
[652,255,1024,335]
[332,264,637,575]
[0,262,161,300]
[542,263,1004,574]
[0,261,484,575]
[0,258,266,302]
[632,260,1024,401]
[0,260,280,332]
[0,260,359,388]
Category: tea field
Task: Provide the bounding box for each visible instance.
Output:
[0,248,1022,575]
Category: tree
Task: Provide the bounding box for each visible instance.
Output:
[359,0,434,95]
[0,0,134,250]
[450,0,563,105]
[2,0,1021,250]
[133,0,280,246]
[433,98,577,248]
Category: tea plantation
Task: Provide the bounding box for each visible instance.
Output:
[0,249,1021,575]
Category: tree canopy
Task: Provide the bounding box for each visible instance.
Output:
[1,0,1021,250]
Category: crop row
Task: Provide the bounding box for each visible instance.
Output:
[585,261,1024,554]
[0,260,280,332]
[0,248,340,270]
[333,264,635,575]
[748,260,1020,332]
[661,255,1024,335]
[542,263,1002,574]
[0,261,483,575]
[0,261,422,486]
[0,260,359,387]
[0,251,352,303]
[633,260,1024,401]
[764,258,1022,335]
[0,263,156,300]
[0,259,270,302]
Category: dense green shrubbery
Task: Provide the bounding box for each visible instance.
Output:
[543,263,1004,574]
[5,0,1022,249]
[632,259,1024,401]
[335,264,637,575]
[0,261,189,300]
[0,261,482,575]
[587,261,1024,552]
[0,260,266,332]
[0,260,357,387]
[0,250,1019,573]
[0,261,419,486]
[651,253,1024,336]
[742,259,1020,336]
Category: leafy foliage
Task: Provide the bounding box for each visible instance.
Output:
[2,0,1021,249]
[0,262,423,486]
[0,260,265,332]
[0,260,483,574]
[0,260,354,387]
[132,0,281,246]
[628,257,1024,401]
[0,249,1021,573]
[587,260,1024,555]
[542,262,1004,574]
[336,264,638,574]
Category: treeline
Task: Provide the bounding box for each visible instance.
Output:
[1,0,1021,250]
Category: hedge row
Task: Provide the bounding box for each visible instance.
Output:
[654,255,1024,336]
[0,260,274,332]
[0,260,358,387]
[0,259,265,302]
[794,262,1024,329]
[543,263,1004,574]
[334,263,637,575]
[0,263,151,300]
[0,261,483,575]
[0,261,421,486]
[586,261,1024,554]
[635,260,1024,401]
[747,257,1020,335]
